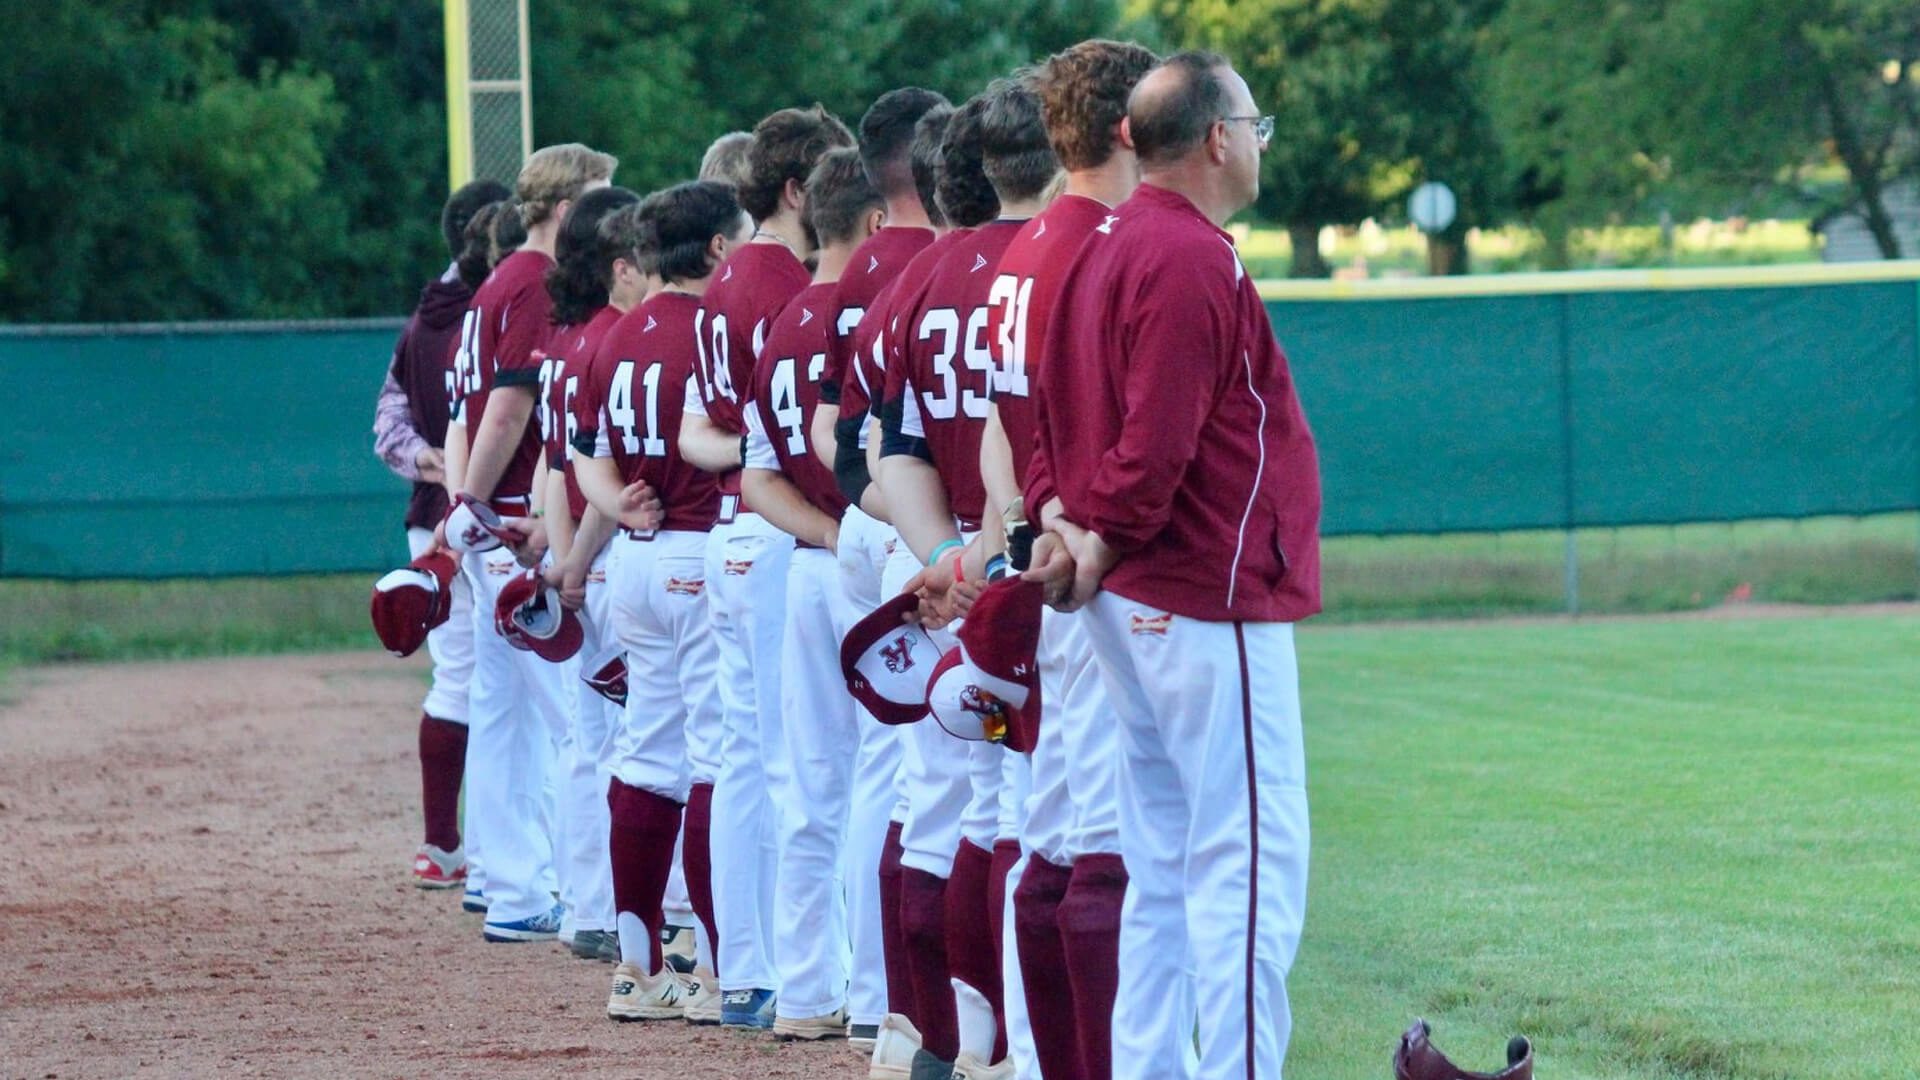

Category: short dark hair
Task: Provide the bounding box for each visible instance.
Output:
[547,186,642,325]
[1129,50,1232,167]
[640,180,748,284]
[443,179,510,260]
[806,147,883,248]
[456,200,520,288]
[1038,40,1159,171]
[739,105,856,222]
[937,94,1001,229]
[909,104,955,229]
[978,76,1060,204]
[859,87,950,201]
[598,202,657,279]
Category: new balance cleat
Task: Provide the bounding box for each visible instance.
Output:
[719,987,777,1029]
[773,1005,850,1041]
[482,902,565,943]
[607,961,686,1022]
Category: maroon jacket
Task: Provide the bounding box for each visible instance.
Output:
[1027,184,1322,623]
[389,273,471,528]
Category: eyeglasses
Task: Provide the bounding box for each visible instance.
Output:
[1223,115,1275,147]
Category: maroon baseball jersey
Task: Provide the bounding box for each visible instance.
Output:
[880,219,1026,528]
[823,226,936,406]
[1028,183,1322,623]
[841,230,968,435]
[450,248,554,500]
[746,281,850,518]
[540,304,621,523]
[575,293,720,533]
[985,195,1112,490]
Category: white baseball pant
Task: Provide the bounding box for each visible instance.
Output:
[605,530,718,801]
[406,527,474,725]
[460,544,570,925]
[1082,594,1309,1080]
[838,504,905,1025]
[555,545,619,934]
[706,510,793,991]
[880,542,970,879]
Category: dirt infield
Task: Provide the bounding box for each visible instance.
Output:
[0,651,866,1079]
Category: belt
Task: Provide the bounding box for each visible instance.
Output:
[621,527,658,542]
[490,495,532,515]
[715,493,741,526]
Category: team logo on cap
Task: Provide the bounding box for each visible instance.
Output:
[665,577,705,597]
[724,559,754,576]
[880,635,917,674]
[1129,611,1172,636]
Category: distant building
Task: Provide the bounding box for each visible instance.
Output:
[1816,181,1920,261]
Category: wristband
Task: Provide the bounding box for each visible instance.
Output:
[927,539,963,569]
[985,554,1009,581]
[738,433,749,469]
[953,550,966,584]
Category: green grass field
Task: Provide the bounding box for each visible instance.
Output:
[1291,611,1919,1078]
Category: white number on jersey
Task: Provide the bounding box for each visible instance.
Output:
[450,307,484,405]
[987,274,1034,397]
[608,359,669,458]
[917,307,961,419]
[536,354,561,444]
[561,374,580,460]
[700,311,736,404]
[769,352,828,456]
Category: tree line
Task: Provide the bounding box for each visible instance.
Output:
[3,0,1913,321]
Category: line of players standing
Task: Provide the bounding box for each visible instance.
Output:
[374,39,1323,1080]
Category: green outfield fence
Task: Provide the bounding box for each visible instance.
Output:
[3,263,1918,587]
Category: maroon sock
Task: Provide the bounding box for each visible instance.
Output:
[944,840,1004,1060]
[878,820,911,1015]
[1015,853,1081,1080]
[900,865,958,1060]
[682,781,719,973]
[417,714,467,851]
[607,777,683,975]
[987,838,1021,955]
[1060,853,1128,1080]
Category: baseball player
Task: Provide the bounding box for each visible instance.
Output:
[812,86,949,1053]
[1022,53,1322,1080]
[734,146,884,1041]
[570,181,752,1020]
[976,40,1158,1080]
[680,105,855,1028]
[373,178,508,891]
[877,85,1043,1077]
[534,184,643,962]
[444,142,617,943]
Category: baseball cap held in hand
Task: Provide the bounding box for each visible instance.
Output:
[840,592,941,725]
[924,576,1044,752]
[495,568,584,662]
[369,550,458,657]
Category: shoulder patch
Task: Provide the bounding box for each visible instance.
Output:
[970,253,989,273]
[643,315,657,333]
[1095,214,1120,235]
[868,254,880,273]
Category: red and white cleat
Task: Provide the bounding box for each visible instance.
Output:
[412,843,467,889]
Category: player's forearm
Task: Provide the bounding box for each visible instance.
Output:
[372,372,428,480]
[810,402,841,472]
[543,467,575,562]
[568,504,617,570]
[878,455,960,563]
[462,387,535,500]
[575,455,626,525]
[443,421,469,496]
[979,406,1019,523]
[678,414,745,474]
[742,469,837,548]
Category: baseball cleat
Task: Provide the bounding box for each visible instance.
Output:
[951,1051,1014,1080]
[907,1048,956,1080]
[482,902,565,943]
[681,964,723,1025]
[719,987,777,1029]
[411,844,466,889]
[847,1021,880,1052]
[606,961,686,1022]
[1393,1019,1533,1080]
[460,887,488,914]
[773,1006,850,1041]
[867,1012,924,1080]
[570,929,618,962]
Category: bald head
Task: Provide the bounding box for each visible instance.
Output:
[1128,50,1233,168]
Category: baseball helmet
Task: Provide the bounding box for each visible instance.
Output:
[1393,1020,1532,1080]
[369,550,459,657]
[840,592,941,725]
[583,655,629,707]
[444,493,524,555]
[494,568,584,662]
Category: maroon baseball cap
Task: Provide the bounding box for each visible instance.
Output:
[444,493,524,555]
[494,568,584,662]
[583,655,629,707]
[369,551,458,658]
[924,576,1044,751]
[840,593,942,725]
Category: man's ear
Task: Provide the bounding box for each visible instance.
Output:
[785,177,806,211]
[553,198,574,226]
[863,207,886,239]
[1117,116,1135,151]
[1206,120,1230,166]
